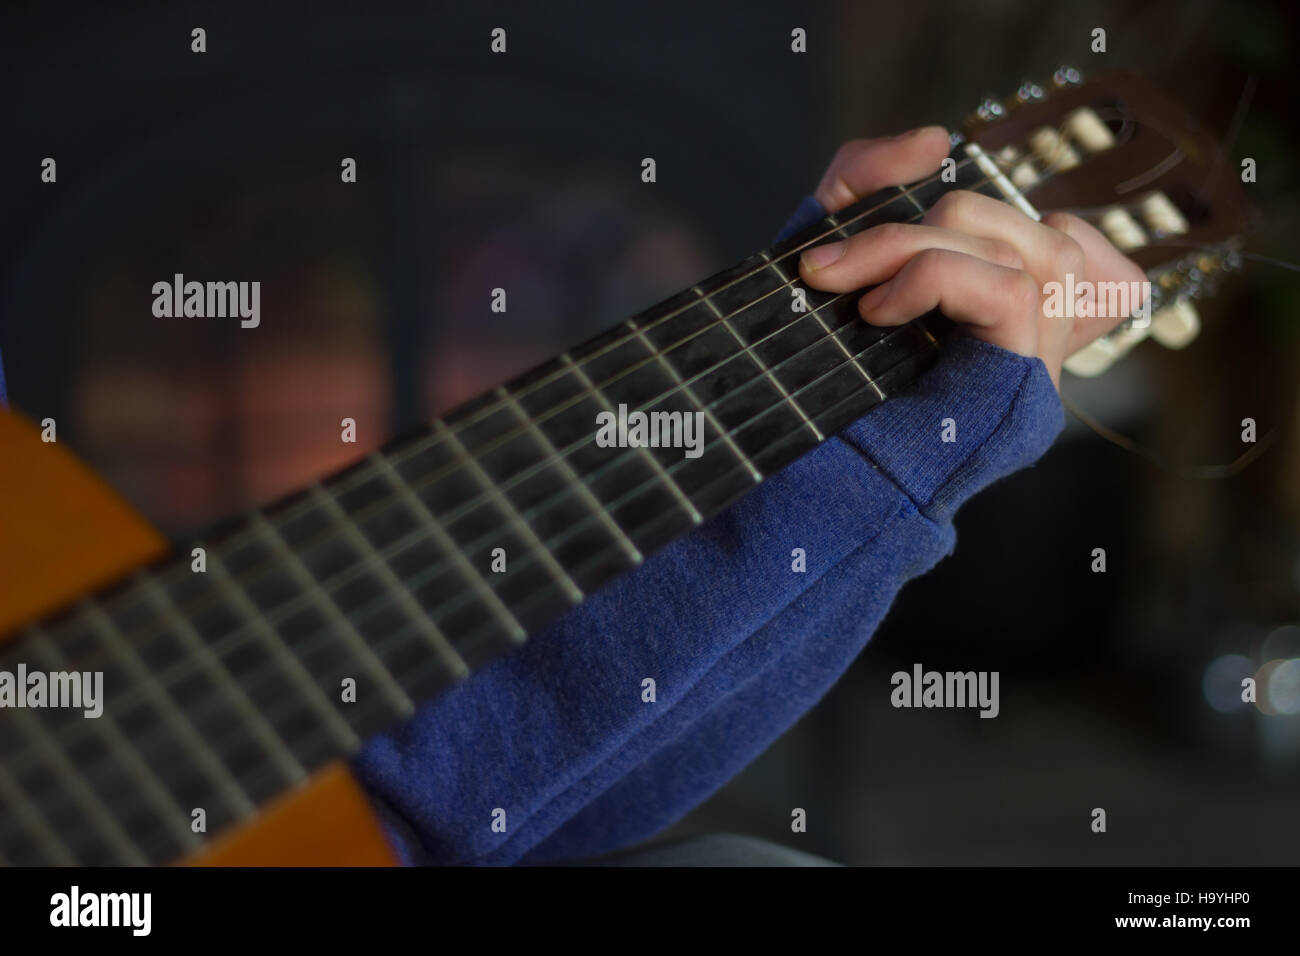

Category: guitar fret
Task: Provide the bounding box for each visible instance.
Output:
[896,183,928,216]
[0,760,75,864]
[495,387,645,565]
[8,703,147,864]
[824,212,853,240]
[249,512,416,720]
[693,284,825,442]
[435,417,587,599]
[30,629,199,856]
[80,600,257,820]
[370,452,521,652]
[760,251,884,400]
[206,551,362,753]
[624,320,762,484]
[561,352,704,524]
[135,571,308,786]
[309,481,475,680]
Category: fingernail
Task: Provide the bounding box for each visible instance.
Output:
[801,240,847,270]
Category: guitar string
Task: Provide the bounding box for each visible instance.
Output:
[29,115,1252,861]
[18,105,1118,661]
[15,112,1197,857]
[17,157,1008,652]
[4,156,1075,794]
[0,290,945,843]
[101,102,1111,616]
[1,313,943,837]
[3,105,1123,800]
[74,154,992,619]
[5,118,1123,846]
[4,234,944,775]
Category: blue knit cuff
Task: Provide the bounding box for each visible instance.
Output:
[837,333,1064,520]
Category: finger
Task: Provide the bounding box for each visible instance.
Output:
[814,126,951,213]
[922,190,1085,282]
[1039,212,1150,352]
[797,222,1024,291]
[856,248,1043,359]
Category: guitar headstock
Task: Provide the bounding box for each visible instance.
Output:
[961,68,1252,377]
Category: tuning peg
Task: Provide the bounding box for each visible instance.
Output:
[1099,207,1148,250]
[1138,192,1189,236]
[1052,65,1083,87]
[1149,297,1201,349]
[976,96,1006,122]
[1064,337,1120,377]
[1015,80,1047,104]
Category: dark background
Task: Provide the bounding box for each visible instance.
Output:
[2,0,1298,863]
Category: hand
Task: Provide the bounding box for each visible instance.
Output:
[797,126,1148,390]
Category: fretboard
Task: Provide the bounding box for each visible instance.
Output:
[0,150,1022,864]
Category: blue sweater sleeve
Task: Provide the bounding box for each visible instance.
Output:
[349,197,1066,865]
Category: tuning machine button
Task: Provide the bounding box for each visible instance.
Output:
[1099,207,1149,250]
[1028,126,1081,171]
[1138,191,1190,236]
[1063,107,1116,152]
[1149,297,1201,349]
[1064,337,1120,377]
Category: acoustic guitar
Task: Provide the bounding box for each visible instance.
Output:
[0,69,1249,865]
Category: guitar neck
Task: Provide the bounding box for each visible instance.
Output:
[2,151,1012,864]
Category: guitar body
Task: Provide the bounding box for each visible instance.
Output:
[0,408,398,865]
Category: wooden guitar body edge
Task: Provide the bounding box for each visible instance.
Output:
[0,407,400,866]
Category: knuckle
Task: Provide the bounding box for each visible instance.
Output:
[1049,232,1086,276]
[985,238,1024,270]
[1007,270,1042,315]
[927,190,973,226]
[911,246,949,278]
[1040,210,1077,233]
[870,221,911,247]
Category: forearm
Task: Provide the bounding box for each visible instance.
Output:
[350,326,1063,865]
